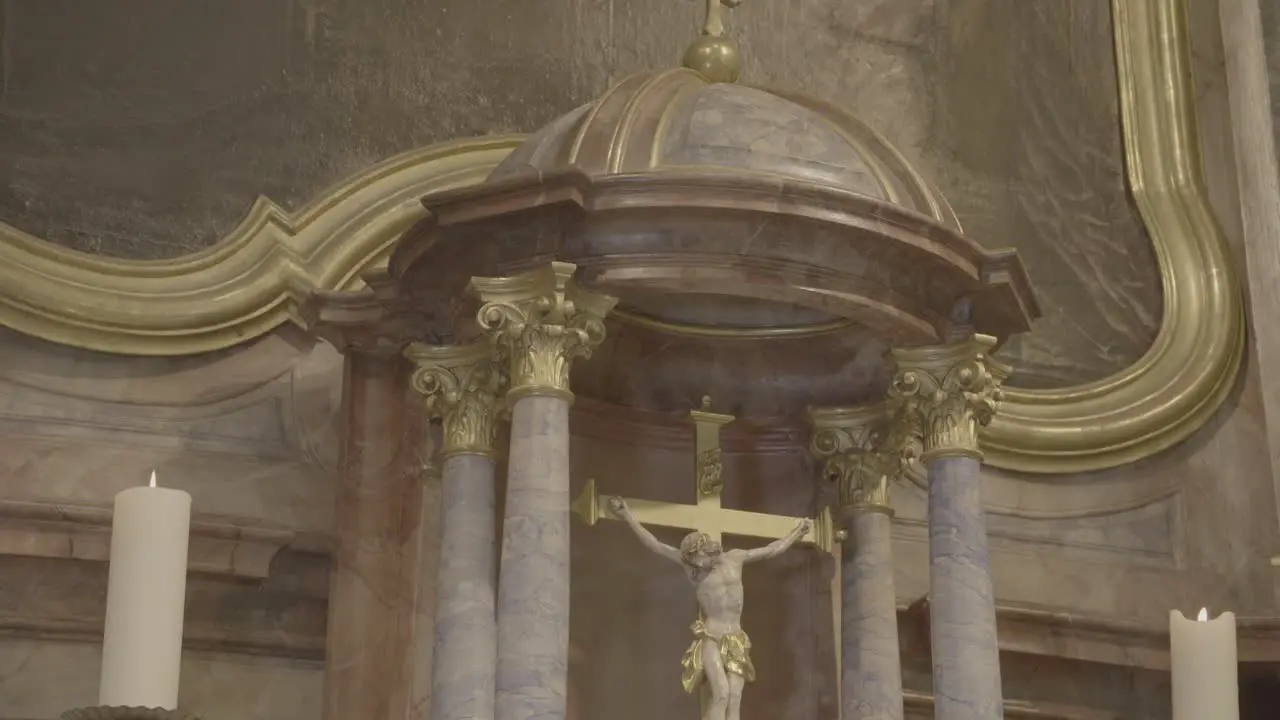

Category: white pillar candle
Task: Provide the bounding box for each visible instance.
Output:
[1170,608,1239,720]
[99,471,192,710]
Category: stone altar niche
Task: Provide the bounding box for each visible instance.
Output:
[308,27,1041,720]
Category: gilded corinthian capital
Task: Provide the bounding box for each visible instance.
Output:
[406,342,505,458]
[889,334,1011,462]
[808,402,919,518]
[469,262,619,403]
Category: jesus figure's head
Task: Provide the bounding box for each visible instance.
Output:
[680,531,723,569]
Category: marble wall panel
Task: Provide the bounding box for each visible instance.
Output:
[0,552,329,660]
[891,481,1179,569]
[0,329,338,718]
[899,650,1170,719]
[0,328,336,533]
[0,639,321,720]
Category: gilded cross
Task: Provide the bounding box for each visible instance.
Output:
[572,396,836,553]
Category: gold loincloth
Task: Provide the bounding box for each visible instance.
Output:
[680,618,756,694]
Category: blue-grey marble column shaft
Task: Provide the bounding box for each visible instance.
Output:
[494,394,573,720]
[842,508,904,720]
[809,402,908,720]
[406,341,506,720]
[433,452,499,720]
[471,262,617,720]
[926,455,1002,720]
[891,335,1007,720]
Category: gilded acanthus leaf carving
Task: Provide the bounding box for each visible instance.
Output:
[696,447,724,498]
[470,262,618,403]
[406,342,505,458]
[889,335,1008,462]
[809,403,919,514]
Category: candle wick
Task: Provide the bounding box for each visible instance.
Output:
[149,471,157,488]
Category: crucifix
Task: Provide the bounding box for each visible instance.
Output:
[571,396,836,553]
[571,396,837,720]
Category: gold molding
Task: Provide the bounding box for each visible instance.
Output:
[808,402,916,517]
[980,0,1245,473]
[0,0,1245,474]
[471,262,619,405]
[893,335,1009,463]
[406,342,505,459]
[0,135,523,356]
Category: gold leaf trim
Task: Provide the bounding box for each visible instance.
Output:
[472,262,619,404]
[406,342,505,459]
[980,0,1245,472]
[0,135,523,355]
[808,402,918,515]
[893,335,1008,463]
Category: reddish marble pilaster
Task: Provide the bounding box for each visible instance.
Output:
[323,349,433,720]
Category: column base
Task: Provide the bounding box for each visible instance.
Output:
[60,708,201,720]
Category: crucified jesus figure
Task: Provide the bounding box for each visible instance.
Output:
[609,496,811,720]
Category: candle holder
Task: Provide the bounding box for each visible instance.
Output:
[60,707,201,720]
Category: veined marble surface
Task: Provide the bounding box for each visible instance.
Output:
[0,639,322,720]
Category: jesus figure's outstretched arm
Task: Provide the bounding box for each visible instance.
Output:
[609,497,682,563]
[738,519,811,563]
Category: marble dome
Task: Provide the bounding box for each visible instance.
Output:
[488,67,960,231]
[395,59,1037,415]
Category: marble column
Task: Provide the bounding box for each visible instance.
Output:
[809,403,910,720]
[324,348,429,720]
[407,342,506,720]
[891,335,1007,720]
[470,262,618,720]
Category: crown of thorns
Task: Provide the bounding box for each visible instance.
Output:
[680,531,715,559]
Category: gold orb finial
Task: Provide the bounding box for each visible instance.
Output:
[682,35,741,84]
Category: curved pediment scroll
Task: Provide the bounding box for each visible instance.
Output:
[0,136,523,356]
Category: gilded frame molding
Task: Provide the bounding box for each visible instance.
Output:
[981,0,1244,473]
[0,0,1244,474]
[0,136,522,355]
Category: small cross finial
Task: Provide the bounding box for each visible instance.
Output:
[700,0,745,38]
[683,0,748,83]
